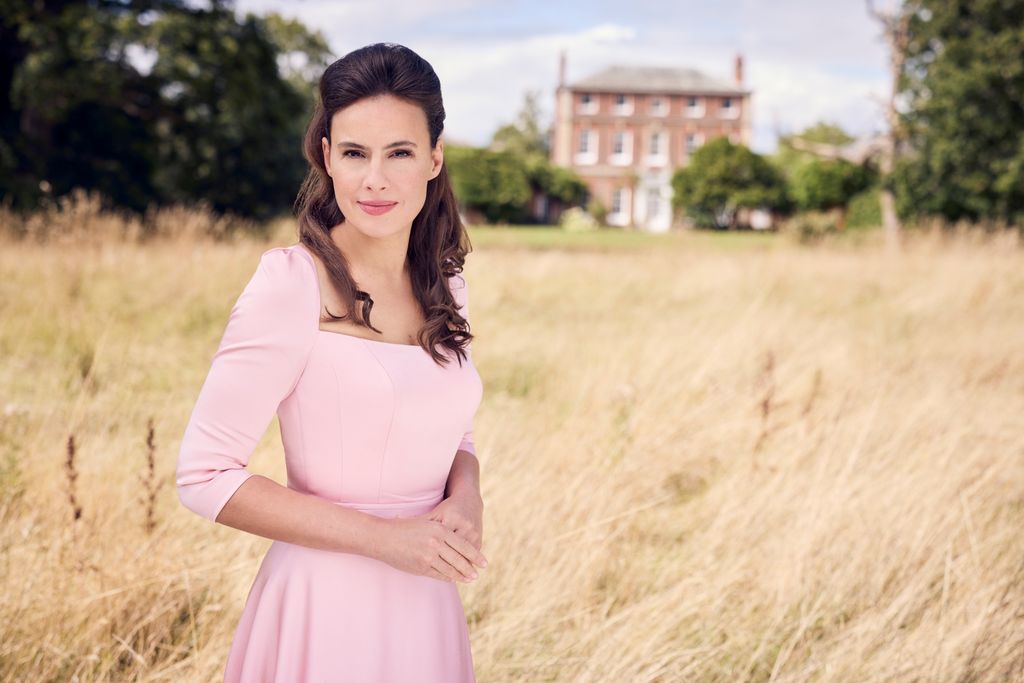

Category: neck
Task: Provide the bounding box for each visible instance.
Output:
[331,222,411,284]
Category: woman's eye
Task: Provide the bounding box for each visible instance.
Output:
[342,149,409,158]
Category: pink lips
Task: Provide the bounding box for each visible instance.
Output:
[358,201,397,216]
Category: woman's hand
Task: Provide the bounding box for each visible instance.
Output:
[424,491,485,553]
[377,513,487,584]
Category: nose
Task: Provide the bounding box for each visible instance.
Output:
[363,157,389,192]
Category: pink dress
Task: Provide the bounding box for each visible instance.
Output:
[175,243,483,682]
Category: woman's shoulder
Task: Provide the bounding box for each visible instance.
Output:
[250,244,318,292]
[234,243,319,321]
[259,242,316,274]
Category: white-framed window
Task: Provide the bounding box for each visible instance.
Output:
[578,129,590,154]
[650,96,667,116]
[578,92,598,114]
[719,97,739,119]
[646,187,662,219]
[608,187,632,226]
[575,128,597,165]
[611,188,623,214]
[614,93,633,115]
[685,131,704,155]
[686,95,704,118]
[647,130,667,166]
[610,130,633,165]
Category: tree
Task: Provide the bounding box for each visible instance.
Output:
[490,90,548,159]
[488,90,587,222]
[867,0,911,248]
[671,137,791,229]
[774,122,857,174]
[145,6,315,221]
[0,0,331,222]
[445,144,532,223]
[890,0,1024,228]
[791,158,873,231]
[1,0,186,213]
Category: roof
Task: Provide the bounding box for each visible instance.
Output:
[567,65,749,96]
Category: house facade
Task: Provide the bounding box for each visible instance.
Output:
[550,55,752,231]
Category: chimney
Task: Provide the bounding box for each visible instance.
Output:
[734,53,743,85]
[558,50,567,89]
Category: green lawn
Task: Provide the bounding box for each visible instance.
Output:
[463,224,789,253]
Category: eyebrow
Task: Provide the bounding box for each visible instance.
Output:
[337,140,418,150]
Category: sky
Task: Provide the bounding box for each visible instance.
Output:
[232,0,893,154]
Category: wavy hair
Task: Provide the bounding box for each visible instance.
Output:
[293,43,473,367]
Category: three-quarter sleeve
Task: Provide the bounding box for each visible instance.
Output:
[450,273,477,457]
[176,247,319,523]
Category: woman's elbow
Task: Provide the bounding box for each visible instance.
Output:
[175,460,254,523]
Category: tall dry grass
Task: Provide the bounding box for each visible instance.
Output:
[1,195,1022,681]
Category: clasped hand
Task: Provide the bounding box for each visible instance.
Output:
[379,491,488,584]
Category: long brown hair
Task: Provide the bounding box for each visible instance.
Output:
[293,43,473,367]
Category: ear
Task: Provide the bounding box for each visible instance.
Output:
[321,136,332,177]
[429,137,444,180]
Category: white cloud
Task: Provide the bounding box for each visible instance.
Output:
[234,0,892,153]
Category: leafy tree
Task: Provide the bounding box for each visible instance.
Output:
[0,0,331,222]
[791,158,872,230]
[445,144,532,223]
[488,90,587,221]
[522,155,587,206]
[490,90,548,159]
[260,12,332,105]
[892,0,1024,226]
[145,7,314,220]
[774,122,855,175]
[671,137,791,228]
[1,0,183,212]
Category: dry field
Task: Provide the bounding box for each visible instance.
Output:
[1,202,1022,681]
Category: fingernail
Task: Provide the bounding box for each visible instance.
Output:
[470,572,478,579]
[480,559,488,568]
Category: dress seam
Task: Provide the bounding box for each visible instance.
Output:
[363,343,397,503]
[269,245,319,399]
[332,361,345,496]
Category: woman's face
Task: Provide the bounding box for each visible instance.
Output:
[321,94,443,240]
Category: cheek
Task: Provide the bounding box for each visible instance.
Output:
[332,169,359,194]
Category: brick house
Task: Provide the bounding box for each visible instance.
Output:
[550,54,752,231]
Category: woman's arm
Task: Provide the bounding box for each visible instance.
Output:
[444,272,482,503]
[214,475,388,556]
[444,449,481,501]
[176,247,384,559]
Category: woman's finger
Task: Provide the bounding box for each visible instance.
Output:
[425,565,453,582]
[444,527,488,569]
[437,544,478,582]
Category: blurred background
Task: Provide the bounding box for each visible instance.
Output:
[1,1,1023,681]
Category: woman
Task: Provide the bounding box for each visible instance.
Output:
[175,43,487,682]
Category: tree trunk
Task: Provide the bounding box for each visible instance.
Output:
[868,0,909,252]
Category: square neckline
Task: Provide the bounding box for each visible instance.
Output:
[292,242,426,350]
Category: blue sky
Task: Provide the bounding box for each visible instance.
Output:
[233,0,891,154]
